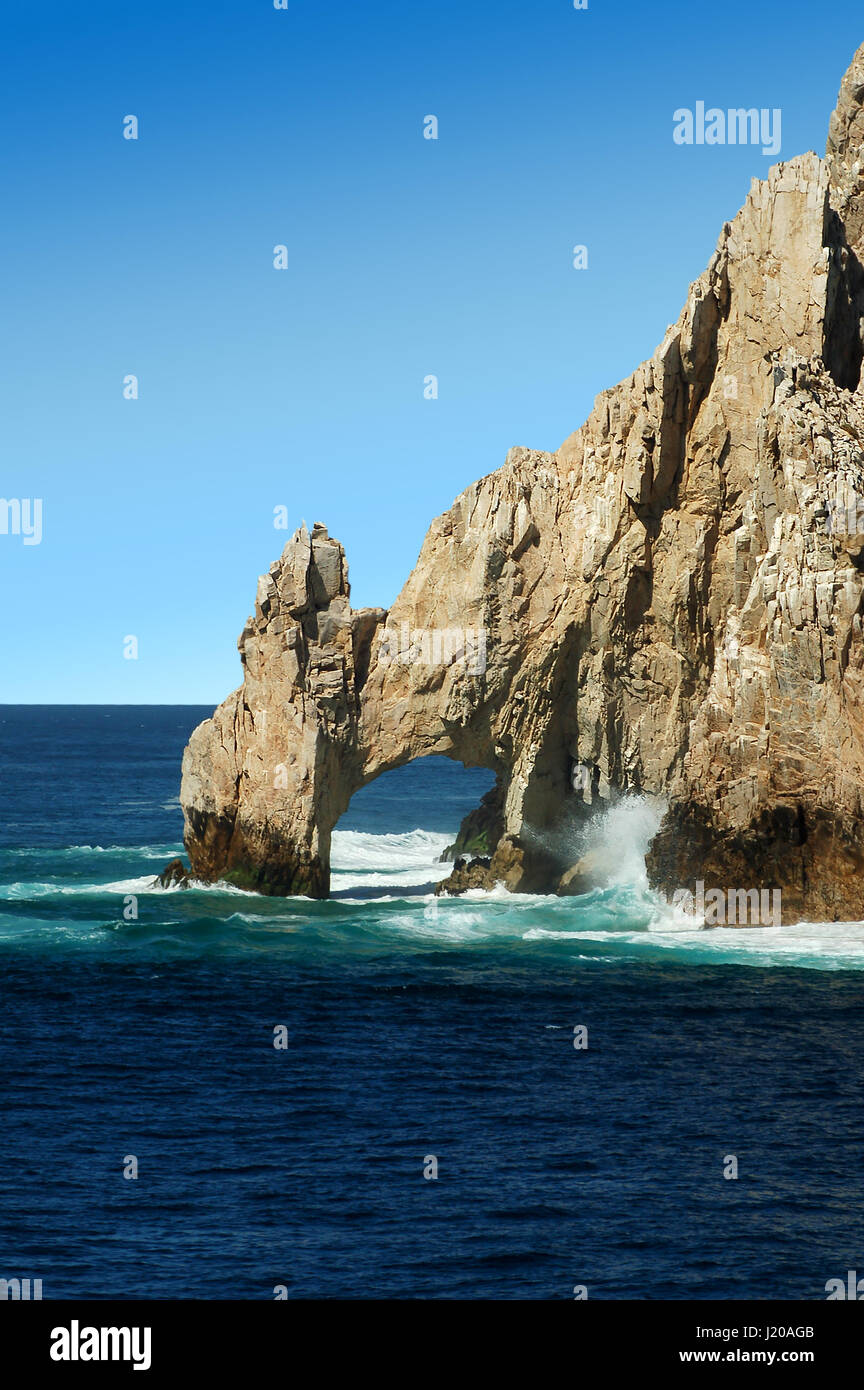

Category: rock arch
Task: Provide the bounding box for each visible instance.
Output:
[179,45,864,922]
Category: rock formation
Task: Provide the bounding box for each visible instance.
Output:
[176,44,864,924]
[157,858,191,889]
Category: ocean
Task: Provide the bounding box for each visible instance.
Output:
[1,705,863,1300]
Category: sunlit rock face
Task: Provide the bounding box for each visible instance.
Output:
[179,45,864,923]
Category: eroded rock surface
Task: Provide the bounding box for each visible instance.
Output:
[177,45,864,923]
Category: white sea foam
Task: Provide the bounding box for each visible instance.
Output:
[569,793,664,889]
[330,828,452,890]
[0,873,253,899]
[7,811,864,970]
[0,844,181,858]
[522,911,864,970]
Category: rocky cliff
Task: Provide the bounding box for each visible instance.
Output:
[176,44,864,923]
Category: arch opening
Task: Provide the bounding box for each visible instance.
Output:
[330,756,497,901]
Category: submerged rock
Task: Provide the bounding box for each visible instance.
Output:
[435,857,493,896]
[178,46,864,925]
[439,781,505,862]
[157,858,191,889]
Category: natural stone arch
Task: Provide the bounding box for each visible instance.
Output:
[179,513,545,897]
[179,490,649,901]
[178,45,864,922]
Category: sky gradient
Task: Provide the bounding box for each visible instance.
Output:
[1,0,862,701]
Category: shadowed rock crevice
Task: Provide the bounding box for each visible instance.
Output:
[175,43,864,925]
[824,207,864,390]
[440,778,506,862]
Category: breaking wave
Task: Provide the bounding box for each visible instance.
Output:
[3,799,864,970]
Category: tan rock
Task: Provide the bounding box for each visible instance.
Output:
[175,45,864,925]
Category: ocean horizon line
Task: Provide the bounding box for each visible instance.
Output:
[0,701,220,709]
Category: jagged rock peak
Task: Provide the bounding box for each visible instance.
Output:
[827,41,864,257]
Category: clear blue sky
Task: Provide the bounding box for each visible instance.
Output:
[1,0,861,702]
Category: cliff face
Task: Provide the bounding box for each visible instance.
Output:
[179,44,864,923]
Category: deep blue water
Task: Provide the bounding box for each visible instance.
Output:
[1,706,863,1300]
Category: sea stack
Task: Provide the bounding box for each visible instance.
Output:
[177,45,864,924]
